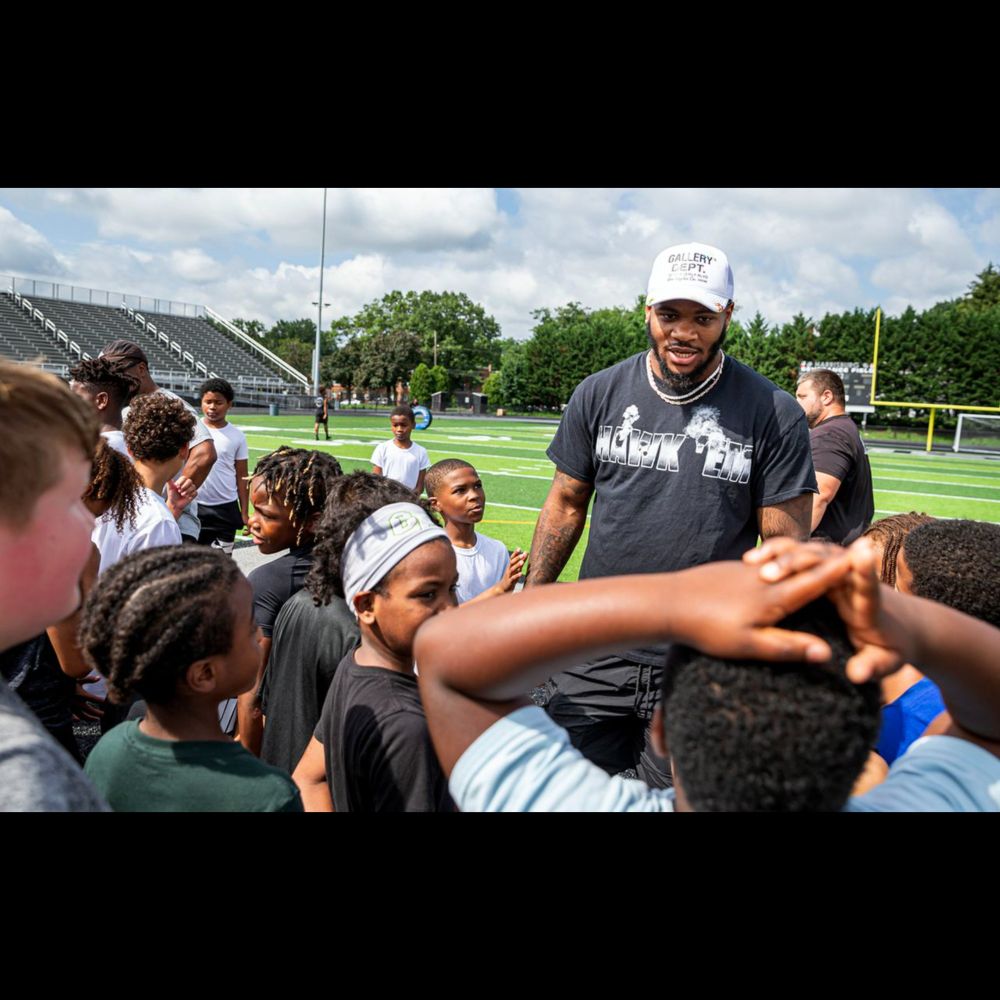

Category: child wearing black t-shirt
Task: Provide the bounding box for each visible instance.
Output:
[80,546,302,812]
[239,447,343,754]
[292,471,456,811]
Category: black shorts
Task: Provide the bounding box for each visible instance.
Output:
[197,500,245,546]
[542,654,673,788]
[314,411,328,423]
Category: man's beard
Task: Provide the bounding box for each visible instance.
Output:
[646,320,727,394]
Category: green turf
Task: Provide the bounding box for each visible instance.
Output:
[232,413,1000,582]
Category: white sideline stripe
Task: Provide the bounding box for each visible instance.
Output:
[245,425,554,455]
[873,474,1000,490]
[282,439,553,468]
[875,488,1000,504]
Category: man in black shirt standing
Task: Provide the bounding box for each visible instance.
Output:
[795,369,874,545]
[525,242,817,788]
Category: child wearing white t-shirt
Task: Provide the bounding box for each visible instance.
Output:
[370,406,431,494]
[425,459,526,603]
[197,378,250,554]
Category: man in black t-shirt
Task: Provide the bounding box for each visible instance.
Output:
[526,242,817,787]
[795,369,874,545]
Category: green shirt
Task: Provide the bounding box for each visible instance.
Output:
[84,721,302,812]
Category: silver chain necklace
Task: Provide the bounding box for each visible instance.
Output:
[645,350,725,406]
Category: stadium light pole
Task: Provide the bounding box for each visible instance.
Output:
[313,187,328,395]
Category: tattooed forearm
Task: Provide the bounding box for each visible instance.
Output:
[526,472,593,586]
[758,494,812,541]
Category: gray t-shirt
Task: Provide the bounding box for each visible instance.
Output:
[548,352,816,661]
[0,679,109,812]
[549,352,817,578]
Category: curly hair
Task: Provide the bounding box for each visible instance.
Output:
[307,470,442,605]
[84,438,143,532]
[662,599,881,812]
[79,546,243,705]
[424,459,475,498]
[198,377,234,403]
[862,512,935,587]
[902,519,1000,627]
[390,404,415,423]
[249,446,343,546]
[123,393,196,462]
[69,357,139,411]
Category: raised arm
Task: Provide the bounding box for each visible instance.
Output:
[416,554,854,777]
[525,470,594,586]
[749,537,1000,751]
[180,438,217,489]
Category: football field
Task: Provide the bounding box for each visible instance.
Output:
[231,413,1000,582]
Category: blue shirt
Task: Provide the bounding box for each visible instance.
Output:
[450,706,1000,812]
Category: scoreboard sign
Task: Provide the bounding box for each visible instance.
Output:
[798,361,875,413]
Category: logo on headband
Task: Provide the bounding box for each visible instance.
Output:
[388,510,421,535]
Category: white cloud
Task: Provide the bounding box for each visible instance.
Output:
[21,188,503,254]
[0,206,66,277]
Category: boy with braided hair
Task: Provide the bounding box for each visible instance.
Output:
[239,446,344,753]
[68,356,139,457]
[80,546,302,811]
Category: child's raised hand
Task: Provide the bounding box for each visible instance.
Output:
[745,537,909,683]
[166,477,198,518]
[501,549,527,591]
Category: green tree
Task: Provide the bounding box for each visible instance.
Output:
[231,318,267,338]
[270,337,313,374]
[355,329,421,397]
[481,370,503,407]
[349,290,502,379]
[409,362,434,402]
[961,262,1000,312]
[320,336,364,395]
[429,364,449,393]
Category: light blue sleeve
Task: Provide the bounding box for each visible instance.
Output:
[450,706,676,812]
[849,736,1000,812]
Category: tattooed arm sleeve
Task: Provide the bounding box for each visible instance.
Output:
[525,470,594,586]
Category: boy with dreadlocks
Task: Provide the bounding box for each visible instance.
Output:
[68,357,139,458]
[80,546,302,811]
[239,447,344,754]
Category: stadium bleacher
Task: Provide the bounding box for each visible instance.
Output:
[0,284,303,394]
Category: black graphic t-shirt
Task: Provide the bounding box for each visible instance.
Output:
[548,351,817,617]
[810,414,874,545]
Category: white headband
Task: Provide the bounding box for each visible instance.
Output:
[341,502,449,616]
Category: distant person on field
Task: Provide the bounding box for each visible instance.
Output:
[68,357,139,458]
[313,385,330,441]
[796,368,874,544]
[0,360,108,811]
[80,547,302,812]
[196,377,249,554]
[99,339,217,541]
[371,404,431,495]
[425,459,526,603]
[239,447,344,754]
[292,473,456,812]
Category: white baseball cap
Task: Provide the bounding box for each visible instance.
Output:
[646,242,734,313]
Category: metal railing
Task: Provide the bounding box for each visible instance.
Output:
[1,274,205,317]
[5,288,90,361]
[204,307,309,388]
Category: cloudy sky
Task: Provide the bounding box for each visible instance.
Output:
[1,188,997,340]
